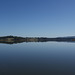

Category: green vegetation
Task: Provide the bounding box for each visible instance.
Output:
[0,35,75,44]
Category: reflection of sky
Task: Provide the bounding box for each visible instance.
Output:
[0,0,75,37]
[0,42,75,74]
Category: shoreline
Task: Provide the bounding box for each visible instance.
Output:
[0,36,75,44]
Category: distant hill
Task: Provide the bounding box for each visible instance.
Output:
[0,35,75,44]
[57,36,75,39]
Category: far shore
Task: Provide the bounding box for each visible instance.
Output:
[0,35,75,44]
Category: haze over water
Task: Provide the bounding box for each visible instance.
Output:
[0,42,75,75]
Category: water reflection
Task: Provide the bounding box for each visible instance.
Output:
[0,41,75,75]
[0,40,75,44]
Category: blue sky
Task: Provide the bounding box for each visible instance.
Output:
[0,0,75,37]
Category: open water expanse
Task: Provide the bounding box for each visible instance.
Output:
[0,42,75,75]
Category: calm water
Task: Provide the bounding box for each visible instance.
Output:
[0,42,75,75]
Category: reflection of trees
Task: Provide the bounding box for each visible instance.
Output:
[0,36,75,44]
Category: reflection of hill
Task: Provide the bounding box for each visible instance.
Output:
[0,36,75,44]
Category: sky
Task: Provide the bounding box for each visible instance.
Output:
[0,0,75,37]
